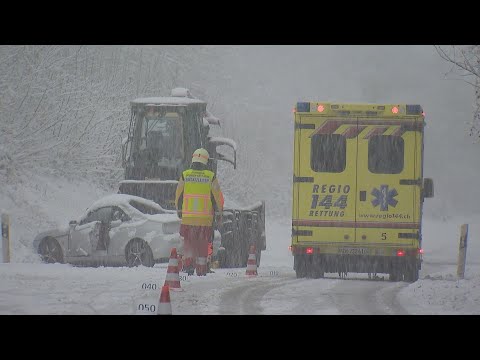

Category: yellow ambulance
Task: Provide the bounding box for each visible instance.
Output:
[291,102,434,282]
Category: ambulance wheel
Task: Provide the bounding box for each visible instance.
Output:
[304,256,319,278]
[295,255,307,278]
[309,267,324,279]
[311,266,325,279]
[404,261,419,283]
[310,257,325,279]
[389,269,402,282]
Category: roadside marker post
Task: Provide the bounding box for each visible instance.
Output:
[457,224,469,279]
[1,213,10,263]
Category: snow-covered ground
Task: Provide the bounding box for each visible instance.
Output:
[1,175,479,314]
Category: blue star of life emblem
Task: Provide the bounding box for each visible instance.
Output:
[371,185,398,211]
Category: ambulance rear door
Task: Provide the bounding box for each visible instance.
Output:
[355,112,422,249]
[293,111,357,245]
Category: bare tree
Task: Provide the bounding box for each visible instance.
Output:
[0,45,209,187]
[434,45,480,140]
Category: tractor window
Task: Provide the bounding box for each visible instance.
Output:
[140,110,184,158]
[183,108,204,158]
[368,135,404,174]
[311,134,346,173]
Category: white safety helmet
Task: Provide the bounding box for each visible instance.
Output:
[192,148,209,165]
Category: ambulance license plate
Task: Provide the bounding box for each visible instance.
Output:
[339,247,369,255]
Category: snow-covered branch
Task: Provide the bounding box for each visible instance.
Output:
[435,45,480,140]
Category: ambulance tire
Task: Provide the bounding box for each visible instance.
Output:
[389,269,402,282]
[309,267,324,279]
[305,256,315,278]
[404,261,419,283]
[295,255,307,278]
[309,257,324,279]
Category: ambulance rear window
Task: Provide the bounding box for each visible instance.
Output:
[368,135,404,174]
[310,134,346,173]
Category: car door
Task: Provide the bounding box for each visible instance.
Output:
[104,206,132,257]
[70,207,113,257]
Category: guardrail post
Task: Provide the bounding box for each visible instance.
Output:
[457,224,469,279]
[1,213,11,263]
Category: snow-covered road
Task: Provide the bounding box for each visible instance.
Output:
[1,176,480,315]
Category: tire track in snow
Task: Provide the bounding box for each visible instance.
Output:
[218,275,299,315]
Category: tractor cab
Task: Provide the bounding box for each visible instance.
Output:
[120,88,237,209]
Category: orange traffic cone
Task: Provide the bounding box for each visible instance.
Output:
[164,247,182,291]
[245,245,258,276]
[157,285,172,315]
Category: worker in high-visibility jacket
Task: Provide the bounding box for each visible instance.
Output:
[175,148,224,276]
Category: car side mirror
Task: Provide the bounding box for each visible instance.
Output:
[69,220,77,227]
[423,178,434,198]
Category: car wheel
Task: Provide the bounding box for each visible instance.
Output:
[125,239,154,267]
[38,237,64,264]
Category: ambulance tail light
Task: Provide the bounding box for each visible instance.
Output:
[317,104,325,113]
[391,106,399,114]
[306,247,314,254]
[396,249,406,257]
[418,248,424,255]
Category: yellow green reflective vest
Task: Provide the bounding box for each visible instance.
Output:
[181,168,215,223]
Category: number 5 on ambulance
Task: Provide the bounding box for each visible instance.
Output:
[291,102,434,283]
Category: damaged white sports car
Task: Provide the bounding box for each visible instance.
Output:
[33,194,183,267]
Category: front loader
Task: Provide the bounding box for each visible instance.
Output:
[119,88,266,267]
